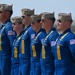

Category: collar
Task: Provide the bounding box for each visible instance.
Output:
[62,28,71,35]
[47,27,56,34]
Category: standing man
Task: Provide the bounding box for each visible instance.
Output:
[30,14,46,75]
[19,8,35,75]
[53,13,75,75]
[21,8,35,42]
[0,4,15,75]
[11,16,25,75]
[41,12,59,75]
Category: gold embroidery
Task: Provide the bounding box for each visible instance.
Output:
[57,32,69,60]
[14,47,18,58]
[32,45,36,57]
[42,46,46,59]
[57,45,61,60]
[22,40,25,54]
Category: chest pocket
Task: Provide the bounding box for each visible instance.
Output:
[42,31,53,59]
[57,32,68,60]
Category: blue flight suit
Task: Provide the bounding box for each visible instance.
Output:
[19,25,35,75]
[0,19,15,75]
[41,28,59,75]
[11,31,24,75]
[53,28,75,75]
[30,29,46,75]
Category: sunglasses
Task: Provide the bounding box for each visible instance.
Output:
[41,19,45,22]
[12,23,16,26]
[31,22,35,24]
[0,11,3,13]
[58,20,62,23]
[21,16,25,19]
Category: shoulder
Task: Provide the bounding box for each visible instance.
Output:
[5,21,12,29]
[66,32,75,40]
[49,30,59,39]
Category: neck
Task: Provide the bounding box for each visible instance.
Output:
[1,18,9,24]
[46,26,53,33]
[25,22,31,28]
[61,27,70,34]
[16,29,23,35]
[36,27,41,33]
[1,20,6,24]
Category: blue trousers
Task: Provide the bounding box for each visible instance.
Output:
[0,55,11,75]
[19,61,30,75]
[54,66,75,75]
[11,64,19,75]
[41,60,54,75]
[30,61,41,75]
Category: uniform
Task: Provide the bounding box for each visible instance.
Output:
[30,14,45,75]
[19,8,35,75]
[19,25,35,75]
[54,29,75,75]
[30,29,46,75]
[0,19,15,75]
[0,4,15,75]
[40,12,59,75]
[11,16,25,75]
[11,31,24,75]
[41,28,59,75]
[53,13,75,75]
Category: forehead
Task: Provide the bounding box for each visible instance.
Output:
[31,21,38,25]
[22,14,26,16]
[0,10,6,14]
[31,20,38,23]
[42,18,50,22]
[22,15,29,18]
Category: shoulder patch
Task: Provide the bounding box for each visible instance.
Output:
[51,41,55,46]
[8,30,15,35]
[31,34,35,39]
[70,39,75,45]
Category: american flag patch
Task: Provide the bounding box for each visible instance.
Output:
[8,30,15,35]
[41,39,44,44]
[70,39,75,44]
[51,41,55,46]
[31,34,35,39]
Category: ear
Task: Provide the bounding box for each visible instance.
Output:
[66,21,69,25]
[6,11,10,17]
[65,21,71,27]
[20,24,23,27]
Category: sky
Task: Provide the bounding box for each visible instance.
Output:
[0,0,75,20]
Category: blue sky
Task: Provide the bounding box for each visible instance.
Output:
[0,0,75,19]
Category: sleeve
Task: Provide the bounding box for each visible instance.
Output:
[67,35,75,62]
[5,22,16,46]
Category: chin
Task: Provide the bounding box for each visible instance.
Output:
[57,27,61,30]
[42,26,45,29]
